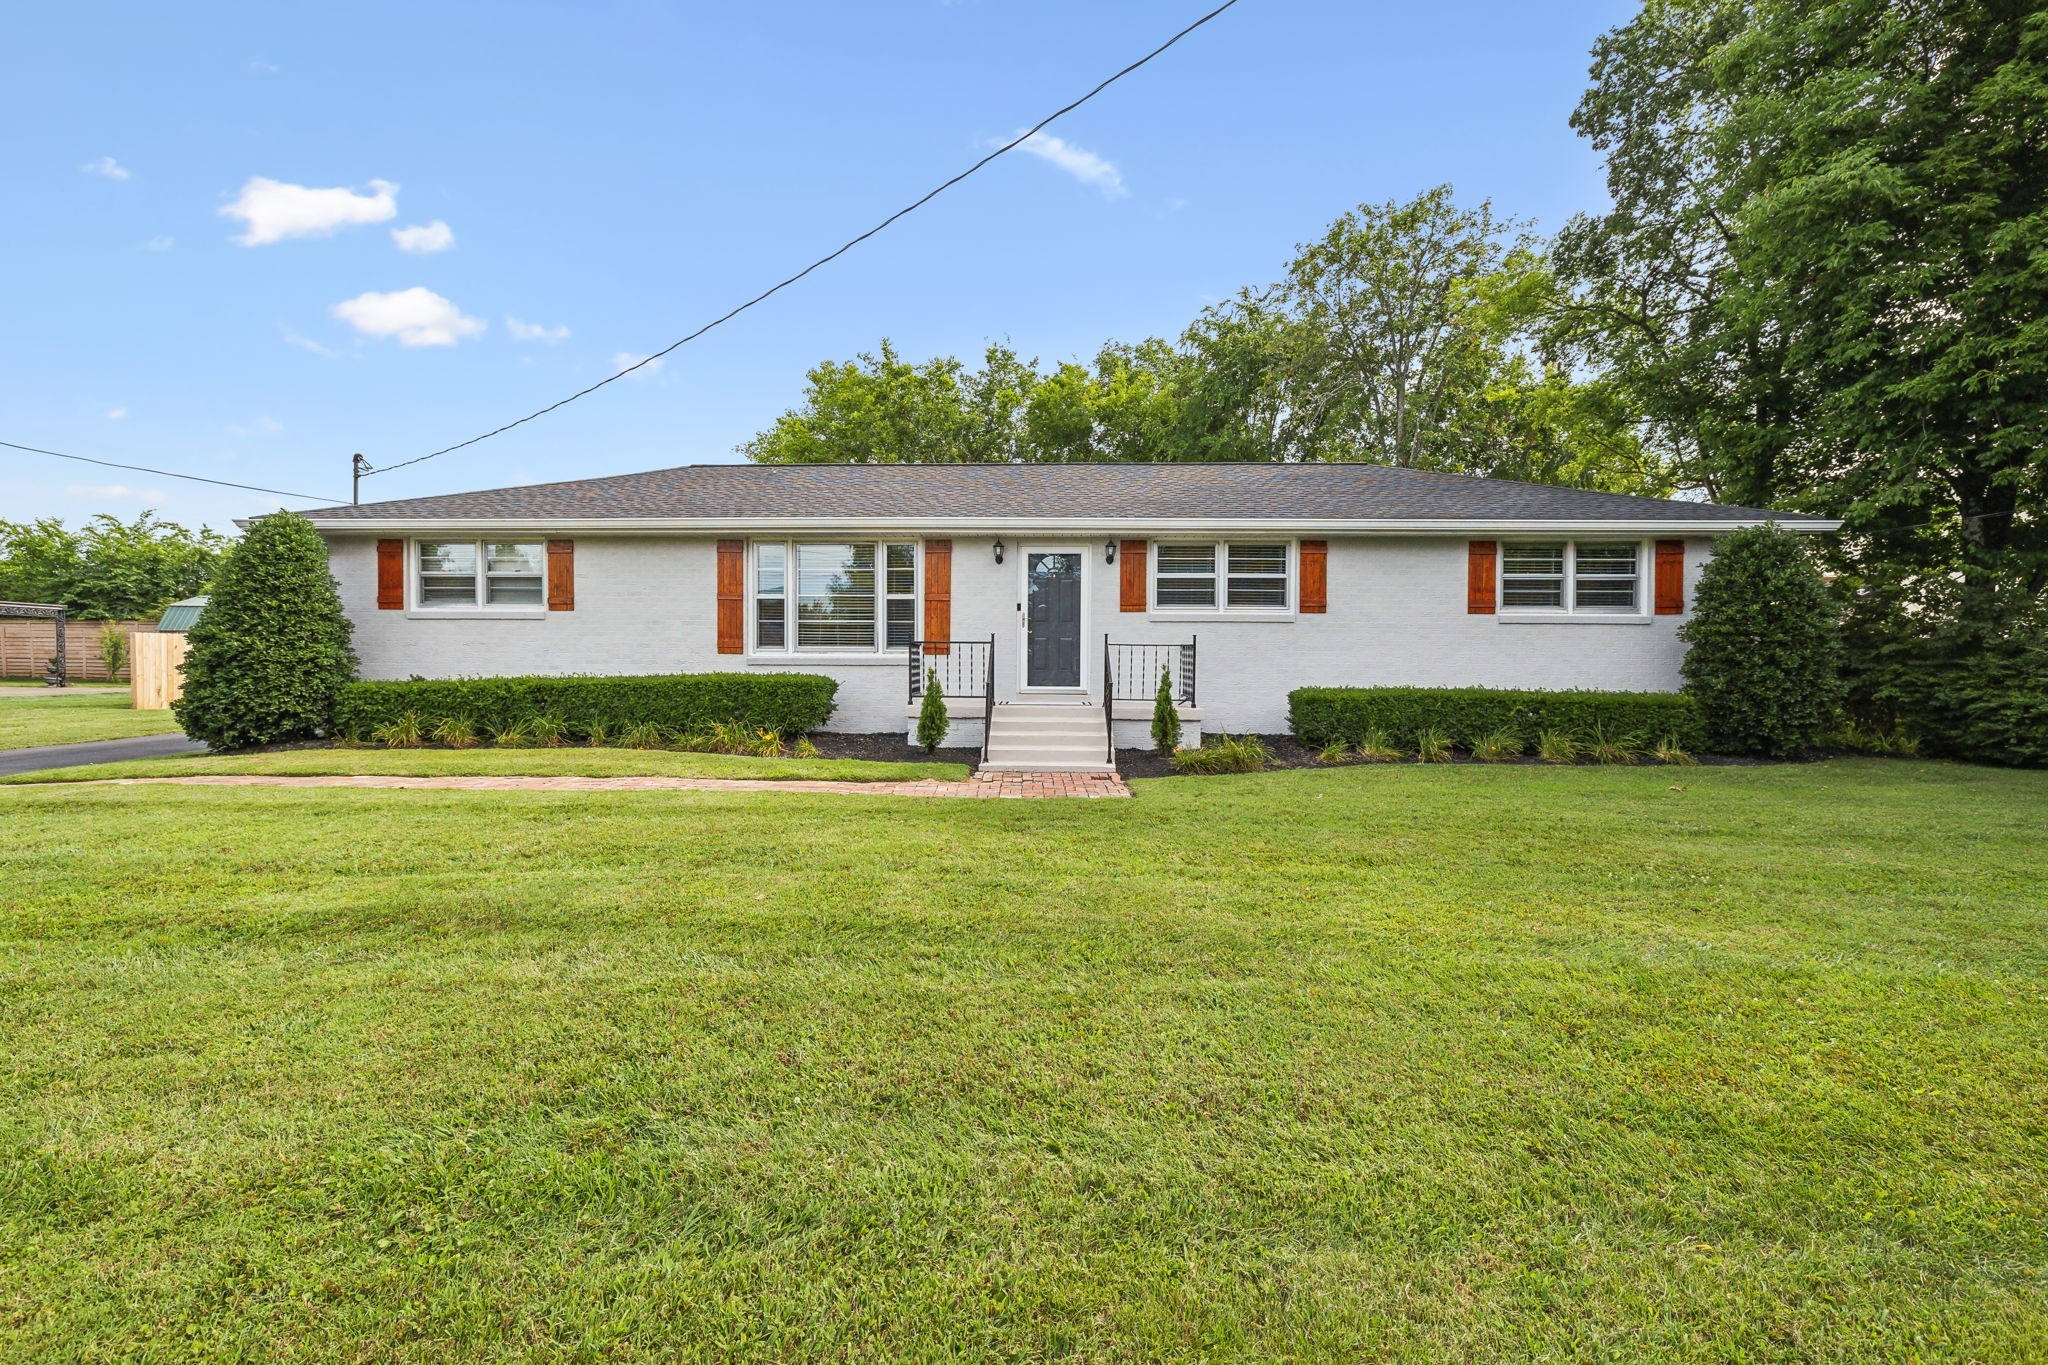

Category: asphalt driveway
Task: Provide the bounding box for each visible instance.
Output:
[0,733,210,776]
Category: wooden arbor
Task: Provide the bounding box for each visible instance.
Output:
[0,601,67,686]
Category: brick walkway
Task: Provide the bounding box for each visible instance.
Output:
[88,771,1132,799]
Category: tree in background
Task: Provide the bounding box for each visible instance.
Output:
[1560,0,2047,764]
[1679,526,1843,758]
[174,512,355,750]
[96,623,131,682]
[0,513,227,619]
[740,188,1670,493]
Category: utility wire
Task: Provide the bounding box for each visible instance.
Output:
[1,439,346,504]
[363,0,1245,480]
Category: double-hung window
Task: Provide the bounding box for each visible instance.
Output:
[1152,541,1292,613]
[752,540,918,652]
[1500,541,1642,615]
[416,540,544,609]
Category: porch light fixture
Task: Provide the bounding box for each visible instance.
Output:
[1104,541,1117,565]
[992,538,1005,565]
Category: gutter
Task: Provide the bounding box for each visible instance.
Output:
[301,515,1842,536]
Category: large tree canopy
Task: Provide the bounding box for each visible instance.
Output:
[0,513,228,620]
[744,188,1670,493]
[1559,0,2047,594]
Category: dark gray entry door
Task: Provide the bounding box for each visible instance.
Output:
[1026,551,1083,687]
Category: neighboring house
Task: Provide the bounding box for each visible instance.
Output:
[299,463,1837,769]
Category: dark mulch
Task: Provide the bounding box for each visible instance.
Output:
[806,732,980,769]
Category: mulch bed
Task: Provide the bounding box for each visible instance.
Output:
[804,733,980,768]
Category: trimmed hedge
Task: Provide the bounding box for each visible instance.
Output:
[333,673,837,742]
[1290,686,1705,751]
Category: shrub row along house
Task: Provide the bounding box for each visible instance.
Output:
[298,463,1837,769]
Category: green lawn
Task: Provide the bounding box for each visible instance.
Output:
[0,745,970,784]
[0,689,180,749]
[3,760,2044,1360]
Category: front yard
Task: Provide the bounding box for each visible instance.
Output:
[0,689,180,749]
[3,759,2044,1359]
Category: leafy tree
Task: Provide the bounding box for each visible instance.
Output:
[0,513,227,619]
[174,512,356,750]
[1680,526,1843,757]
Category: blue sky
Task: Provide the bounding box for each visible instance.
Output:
[3,0,1638,533]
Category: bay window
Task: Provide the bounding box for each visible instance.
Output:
[753,540,918,652]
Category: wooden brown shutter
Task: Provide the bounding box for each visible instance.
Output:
[376,539,404,610]
[922,539,951,654]
[1654,540,1685,615]
[1299,540,1328,613]
[546,539,574,611]
[1467,541,1498,614]
[715,540,745,654]
[1119,541,1148,612]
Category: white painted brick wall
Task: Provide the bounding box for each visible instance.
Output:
[327,533,1704,735]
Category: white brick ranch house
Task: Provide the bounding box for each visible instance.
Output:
[300,463,1836,770]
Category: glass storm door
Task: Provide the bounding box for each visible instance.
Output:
[1025,551,1083,687]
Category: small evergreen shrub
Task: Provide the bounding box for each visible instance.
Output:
[1679,524,1842,757]
[917,669,948,753]
[334,672,837,742]
[1151,667,1183,755]
[174,512,356,750]
[1291,687,1702,753]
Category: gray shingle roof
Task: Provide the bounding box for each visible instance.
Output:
[303,462,1831,525]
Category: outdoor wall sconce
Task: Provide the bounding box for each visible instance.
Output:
[1104,541,1117,565]
[992,538,1005,565]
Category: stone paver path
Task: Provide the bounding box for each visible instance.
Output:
[79,771,1132,799]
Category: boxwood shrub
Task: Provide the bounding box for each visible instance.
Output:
[1289,686,1705,752]
[333,673,837,742]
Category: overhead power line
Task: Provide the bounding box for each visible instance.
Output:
[1,439,346,504]
[362,0,1245,482]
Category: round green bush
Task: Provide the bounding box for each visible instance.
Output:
[173,512,356,750]
[1679,525,1842,757]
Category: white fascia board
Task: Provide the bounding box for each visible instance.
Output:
[308,515,1841,536]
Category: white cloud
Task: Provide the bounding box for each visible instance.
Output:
[105,406,127,420]
[221,176,398,245]
[83,156,130,181]
[611,351,664,378]
[281,326,341,358]
[250,58,281,74]
[1006,132,1126,197]
[392,220,454,253]
[69,483,165,502]
[145,235,174,252]
[333,287,485,347]
[508,316,570,343]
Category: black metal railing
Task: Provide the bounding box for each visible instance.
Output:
[1103,637,1197,706]
[908,636,996,765]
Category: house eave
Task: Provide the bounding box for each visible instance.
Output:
[305,515,1841,537]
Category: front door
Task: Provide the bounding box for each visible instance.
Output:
[1024,550,1083,688]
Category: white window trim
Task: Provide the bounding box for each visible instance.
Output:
[405,537,548,618]
[1496,538,1652,622]
[1148,537,1297,620]
[746,538,920,657]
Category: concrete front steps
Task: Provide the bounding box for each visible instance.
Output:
[981,703,1116,773]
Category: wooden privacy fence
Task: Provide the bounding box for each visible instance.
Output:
[130,631,190,710]
[0,619,153,681]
